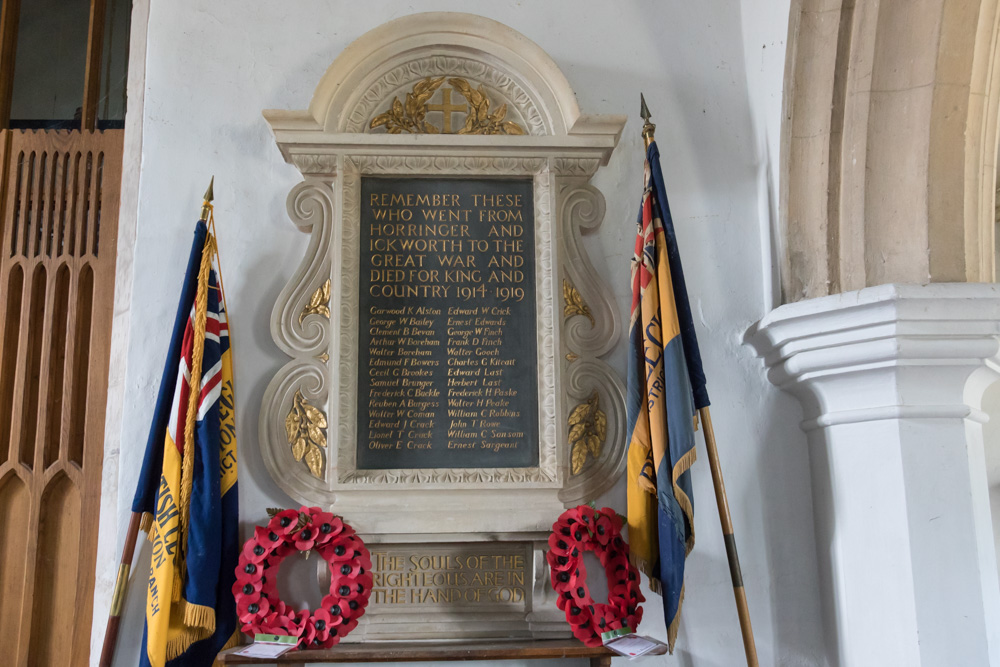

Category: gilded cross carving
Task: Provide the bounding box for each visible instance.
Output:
[427,88,468,134]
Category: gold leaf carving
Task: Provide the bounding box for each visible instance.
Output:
[299,279,331,324]
[566,352,579,362]
[568,391,606,475]
[369,77,525,135]
[286,390,327,478]
[449,78,526,135]
[370,76,445,134]
[304,443,324,478]
[563,279,595,327]
[571,443,588,478]
[291,436,306,462]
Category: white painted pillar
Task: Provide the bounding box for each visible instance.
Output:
[750,284,1000,666]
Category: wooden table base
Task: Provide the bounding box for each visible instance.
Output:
[218,639,614,667]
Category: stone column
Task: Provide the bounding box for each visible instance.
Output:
[749,283,1000,666]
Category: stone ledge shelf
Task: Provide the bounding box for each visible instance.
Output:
[218,639,613,666]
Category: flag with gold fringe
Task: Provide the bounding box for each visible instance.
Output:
[626,140,709,652]
[131,212,239,667]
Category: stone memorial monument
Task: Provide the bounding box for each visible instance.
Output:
[260,12,627,640]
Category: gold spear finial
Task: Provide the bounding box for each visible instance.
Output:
[200,176,214,221]
[640,93,656,149]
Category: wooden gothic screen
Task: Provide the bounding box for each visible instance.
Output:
[0,128,123,666]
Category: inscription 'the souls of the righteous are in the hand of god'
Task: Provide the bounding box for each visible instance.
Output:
[357,178,539,471]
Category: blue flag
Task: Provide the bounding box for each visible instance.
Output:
[132,220,239,666]
[626,141,708,652]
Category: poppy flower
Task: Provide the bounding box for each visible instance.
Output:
[296,623,316,649]
[255,525,283,550]
[311,608,334,633]
[268,509,300,536]
[320,595,348,626]
[566,578,593,607]
[274,541,297,559]
[553,512,579,537]
[332,560,364,578]
[232,577,262,601]
[294,526,318,551]
[266,611,299,638]
[353,573,374,599]
[623,603,643,629]
[590,607,618,634]
[575,505,596,526]
[237,593,270,623]
[236,559,264,584]
[550,566,574,591]
[355,547,373,571]
[326,536,357,562]
[311,512,340,544]
[565,600,591,624]
[547,532,575,558]
[339,617,360,635]
[266,598,286,619]
[546,547,577,572]
[241,539,269,564]
[593,514,614,546]
[555,589,576,612]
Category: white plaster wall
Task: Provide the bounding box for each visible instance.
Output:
[102,1,823,665]
[739,0,791,311]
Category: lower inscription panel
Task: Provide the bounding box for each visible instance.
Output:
[369,542,528,611]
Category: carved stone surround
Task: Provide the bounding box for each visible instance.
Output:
[259,13,626,640]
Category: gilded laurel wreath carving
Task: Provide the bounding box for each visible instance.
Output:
[370,76,445,134]
[563,279,595,327]
[285,390,327,478]
[369,77,525,135]
[299,279,331,324]
[569,391,607,475]
[447,78,525,135]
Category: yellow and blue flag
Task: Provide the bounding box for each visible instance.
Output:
[131,218,239,666]
[626,141,709,652]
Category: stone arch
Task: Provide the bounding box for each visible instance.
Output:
[781,0,1000,302]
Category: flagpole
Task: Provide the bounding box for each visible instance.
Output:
[98,512,141,667]
[97,180,217,667]
[640,95,759,667]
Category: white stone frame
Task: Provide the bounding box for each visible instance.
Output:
[259,13,627,534]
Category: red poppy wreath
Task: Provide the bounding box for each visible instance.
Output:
[546,505,644,647]
[233,506,372,649]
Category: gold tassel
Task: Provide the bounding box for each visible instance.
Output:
[181,599,217,634]
[666,583,685,653]
[178,233,217,583]
[138,512,154,534]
